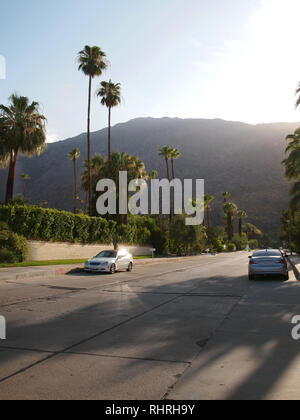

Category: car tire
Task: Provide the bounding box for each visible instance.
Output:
[127,262,133,272]
[110,264,116,275]
[284,273,289,281]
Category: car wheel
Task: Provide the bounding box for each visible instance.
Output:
[284,273,289,281]
[110,264,116,275]
[127,262,133,272]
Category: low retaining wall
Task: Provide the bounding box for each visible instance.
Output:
[27,241,152,261]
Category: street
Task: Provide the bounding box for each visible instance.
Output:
[0,252,299,400]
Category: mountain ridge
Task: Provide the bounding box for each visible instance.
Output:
[0,117,299,238]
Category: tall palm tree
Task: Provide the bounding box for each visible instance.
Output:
[283,128,300,213]
[170,148,181,179]
[204,195,215,241]
[0,95,46,202]
[224,202,238,242]
[78,45,107,215]
[67,148,81,214]
[96,80,121,172]
[20,173,31,199]
[159,146,172,181]
[222,192,230,203]
[283,129,300,181]
[290,181,300,213]
[237,210,247,237]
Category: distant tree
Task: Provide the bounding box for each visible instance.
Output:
[204,194,215,241]
[0,95,46,203]
[222,192,230,203]
[224,202,238,242]
[243,223,263,240]
[20,173,31,199]
[148,170,158,180]
[159,146,173,182]
[78,45,107,215]
[96,80,121,172]
[169,148,181,179]
[237,210,247,237]
[81,154,107,214]
[67,148,81,214]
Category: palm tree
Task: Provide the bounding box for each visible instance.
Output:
[0,95,46,202]
[20,173,31,199]
[159,146,172,181]
[81,154,107,215]
[224,202,238,242]
[170,148,181,179]
[204,195,215,241]
[148,170,158,180]
[237,210,247,237]
[67,148,81,214]
[283,129,300,181]
[283,128,300,213]
[78,45,107,215]
[222,192,230,203]
[96,80,121,172]
[290,181,300,213]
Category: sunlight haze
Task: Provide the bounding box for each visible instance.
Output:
[0,0,299,143]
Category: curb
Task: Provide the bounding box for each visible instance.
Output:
[287,256,300,281]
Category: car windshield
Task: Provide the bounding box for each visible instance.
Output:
[95,251,117,259]
[253,250,281,257]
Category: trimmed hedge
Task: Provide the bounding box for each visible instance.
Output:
[0,205,152,246]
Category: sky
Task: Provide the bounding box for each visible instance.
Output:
[0,0,300,143]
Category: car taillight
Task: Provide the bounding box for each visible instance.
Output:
[250,260,258,265]
[276,259,285,264]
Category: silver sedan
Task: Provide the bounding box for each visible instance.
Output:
[84,249,134,275]
[248,249,289,281]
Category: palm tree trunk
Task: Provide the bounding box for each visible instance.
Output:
[73,158,77,214]
[206,209,211,241]
[87,75,92,216]
[5,150,18,203]
[165,158,170,182]
[108,106,111,174]
[239,219,242,237]
[171,159,175,180]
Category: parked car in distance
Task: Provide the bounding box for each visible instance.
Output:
[248,249,289,281]
[84,249,133,275]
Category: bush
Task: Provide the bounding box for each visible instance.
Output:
[248,239,259,250]
[211,238,224,253]
[0,222,28,262]
[227,243,237,252]
[0,248,19,264]
[232,233,248,251]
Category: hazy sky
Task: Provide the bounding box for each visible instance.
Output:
[0,0,300,142]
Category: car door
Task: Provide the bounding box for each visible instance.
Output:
[117,251,127,270]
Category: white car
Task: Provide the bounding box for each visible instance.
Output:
[84,249,133,275]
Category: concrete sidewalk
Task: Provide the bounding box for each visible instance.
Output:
[0,255,212,282]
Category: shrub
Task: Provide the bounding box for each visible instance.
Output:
[0,248,18,264]
[232,233,248,251]
[227,243,237,252]
[248,239,259,250]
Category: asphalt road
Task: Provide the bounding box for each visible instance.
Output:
[0,252,299,400]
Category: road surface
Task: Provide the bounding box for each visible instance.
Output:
[0,252,299,400]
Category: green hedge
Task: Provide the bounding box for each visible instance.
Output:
[0,205,117,244]
[0,205,154,246]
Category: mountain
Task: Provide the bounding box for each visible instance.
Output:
[0,117,298,238]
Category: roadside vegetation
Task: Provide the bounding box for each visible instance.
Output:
[0,44,267,265]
